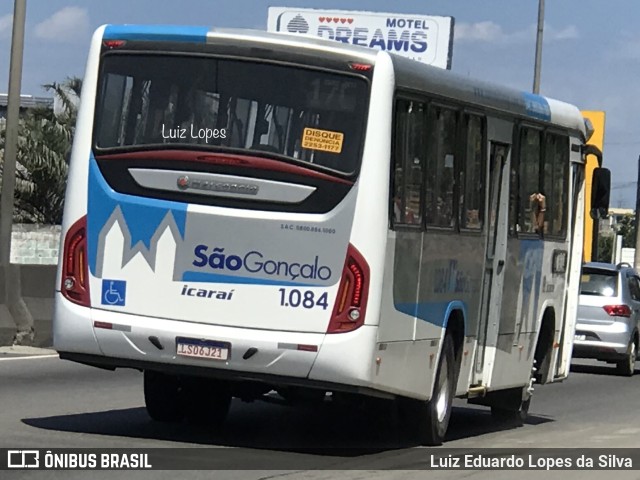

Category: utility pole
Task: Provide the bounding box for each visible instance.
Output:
[634,155,640,270]
[532,0,545,94]
[0,0,26,275]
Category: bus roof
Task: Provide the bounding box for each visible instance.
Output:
[391,54,587,137]
[102,24,378,62]
[101,24,586,138]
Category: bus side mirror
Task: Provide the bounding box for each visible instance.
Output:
[590,167,610,219]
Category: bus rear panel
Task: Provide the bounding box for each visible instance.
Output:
[55,25,389,394]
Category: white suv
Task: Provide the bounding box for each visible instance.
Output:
[573,262,640,376]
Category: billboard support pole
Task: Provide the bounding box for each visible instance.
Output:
[533,0,545,94]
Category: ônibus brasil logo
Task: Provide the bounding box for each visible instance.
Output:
[192,245,332,282]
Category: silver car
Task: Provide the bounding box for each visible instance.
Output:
[573,262,640,376]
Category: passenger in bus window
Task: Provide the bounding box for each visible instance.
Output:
[466,209,480,228]
[529,192,546,234]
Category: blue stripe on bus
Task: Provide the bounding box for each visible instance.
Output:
[182,271,318,287]
[522,92,551,121]
[103,25,209,43]
[395,300,468,328]
[87,155,188,275]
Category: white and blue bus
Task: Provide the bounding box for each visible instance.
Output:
[54,25,609,445]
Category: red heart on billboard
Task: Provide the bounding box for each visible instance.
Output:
[347,18,354,24]
[340,18,346,24]
[319,17,326,22]
[333,17,340,23]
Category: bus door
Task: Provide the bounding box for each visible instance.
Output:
[473,142,511,385]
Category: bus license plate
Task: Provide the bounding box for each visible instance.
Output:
[176,337,230,361]
[574,334,586,342]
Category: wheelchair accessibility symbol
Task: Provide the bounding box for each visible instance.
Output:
[101,279,127,306]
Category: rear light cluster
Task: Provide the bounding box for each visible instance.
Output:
[349,62,373,72]
[61,216,90,307]
[603,305,632,317]
[327,244,370,334]
[103,40,126,49]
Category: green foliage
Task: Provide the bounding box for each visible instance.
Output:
[617,214,636,248]
[596,234,613,263]
[0,77,81,224]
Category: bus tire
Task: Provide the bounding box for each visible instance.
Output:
[417,334,456,446]
[143,370,184,422]
[183,377,232,427]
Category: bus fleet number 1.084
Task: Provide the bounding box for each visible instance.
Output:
[278,288,329,310]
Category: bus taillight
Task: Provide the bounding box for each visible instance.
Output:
[349,62,373,72]
[62,216,90,307]
[103,40,126,49]
[327,244,369,334]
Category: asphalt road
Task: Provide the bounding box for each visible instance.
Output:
[1,350,640,479]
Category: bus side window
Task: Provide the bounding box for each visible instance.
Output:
[519,127,542,233]
[543,133,569,236]
[425,106,457,228]
[460,114,485,230]
[392,99,425,227]
[509,149,519,236]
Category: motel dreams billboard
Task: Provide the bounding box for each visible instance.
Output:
[267,7,454,69]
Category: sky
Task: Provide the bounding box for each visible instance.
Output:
[0,0,639,207]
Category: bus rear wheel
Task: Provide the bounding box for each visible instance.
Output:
[396,335,457,446]
[422,334,455,445]
[405,334,456,446]
[182,377,232,427]
[144,370,184,422]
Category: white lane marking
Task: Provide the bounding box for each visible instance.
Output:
[0,354,59,361]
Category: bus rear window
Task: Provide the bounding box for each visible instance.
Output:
[94,54,369,175]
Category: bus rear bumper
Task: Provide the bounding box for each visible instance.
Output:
[53,293,379,394]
